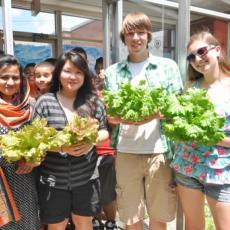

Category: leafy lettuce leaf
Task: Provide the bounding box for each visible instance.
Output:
[0,114,99,163]
[104,81,225,145]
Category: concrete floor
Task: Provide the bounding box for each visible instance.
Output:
[116,215,177,230]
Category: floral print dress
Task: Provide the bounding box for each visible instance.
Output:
[171,81,230,184]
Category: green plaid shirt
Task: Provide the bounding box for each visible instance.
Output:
[105,53,183,160]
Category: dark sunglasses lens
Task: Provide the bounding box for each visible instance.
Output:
[187,54,196,62]
[187,47,209,62]
[197,47,208,56]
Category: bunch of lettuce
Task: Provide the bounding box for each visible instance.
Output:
[103,80,160,122]
[51,114,99,147]
[161,88,226,145]
[0,114,99,163]
[104,81,225,145]
[0,118,58,163]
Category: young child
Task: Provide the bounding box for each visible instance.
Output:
[33,61,55,230]
[24,63,37,100]
[24,63,36,85]
[94,57,104,97]
[34,61,55,97]
[94,138,117,230]
[93,56,118,230]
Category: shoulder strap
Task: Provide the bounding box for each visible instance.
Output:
[193,79,201,89]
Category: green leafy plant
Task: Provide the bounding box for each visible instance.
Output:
[51,115,99,147]
[0,118,57,163]
[0,115,99,163]
[103,80,160,122]
[162,88,225,145]
[104,81,225,145]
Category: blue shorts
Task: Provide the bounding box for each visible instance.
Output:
[175,172,230,203]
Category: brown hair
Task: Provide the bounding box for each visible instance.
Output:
[34,61,55,73]
[120,12,152,44]
[187,31,230,81]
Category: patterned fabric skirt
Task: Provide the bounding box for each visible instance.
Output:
[0,163,40,230]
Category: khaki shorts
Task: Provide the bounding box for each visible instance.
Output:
[115,152,177,225]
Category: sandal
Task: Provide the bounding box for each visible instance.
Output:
[105,220,118,230]
[92,218,104,230]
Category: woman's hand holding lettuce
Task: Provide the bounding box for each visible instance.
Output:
[0,115,99,163]
[103,81,225,145]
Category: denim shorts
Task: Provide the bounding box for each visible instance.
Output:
[175,172,230,203]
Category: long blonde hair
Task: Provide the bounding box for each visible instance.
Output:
[187,31,230,81]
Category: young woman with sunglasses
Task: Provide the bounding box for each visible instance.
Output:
[171,31,230,230]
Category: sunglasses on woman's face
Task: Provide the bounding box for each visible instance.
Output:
[187,45,216,63]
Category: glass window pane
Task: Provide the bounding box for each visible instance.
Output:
[62,15,102,47]
[0,7,55,34]
[62,15,90,32]
[0,6,2,30]
[62,15,103,72]
[122,2,178,60]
